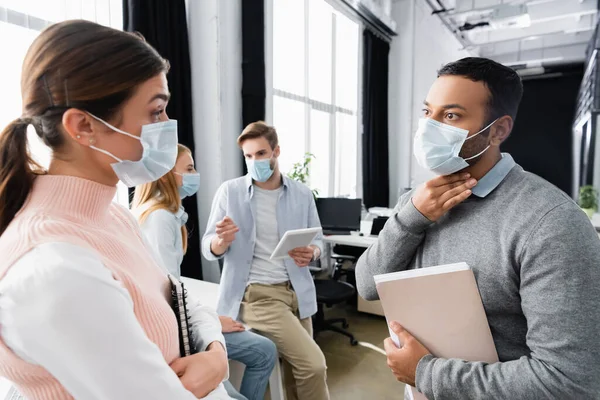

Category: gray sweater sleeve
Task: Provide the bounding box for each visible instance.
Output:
[416,202,600,399]
[356,195,433,300]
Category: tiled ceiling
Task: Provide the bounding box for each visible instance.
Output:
[431,0,599,67]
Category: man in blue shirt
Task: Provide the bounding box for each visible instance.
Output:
[202,121,329,400]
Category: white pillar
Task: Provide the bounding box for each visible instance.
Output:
[387,0,471,204]
[388,0,417,206]
[187,0,243,282]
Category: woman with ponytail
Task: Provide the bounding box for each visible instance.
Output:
[0,117,44,233]
[0,20,231,399]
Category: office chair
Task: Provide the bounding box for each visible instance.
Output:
[312,279,358,346]
[329,217,386,282]
[330,244,364,291]
[311,259,359,346]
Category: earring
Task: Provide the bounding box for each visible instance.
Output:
[76,135,81,139]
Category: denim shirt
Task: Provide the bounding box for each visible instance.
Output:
[202,174,322,320]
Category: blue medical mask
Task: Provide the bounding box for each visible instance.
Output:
[176,172,200,199]
[246,158,274,182]
[413,118,497,175]
[88,114,178,187]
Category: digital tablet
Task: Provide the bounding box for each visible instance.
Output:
[270,227,322,260]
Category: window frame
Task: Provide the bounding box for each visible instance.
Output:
[266,0,363,199]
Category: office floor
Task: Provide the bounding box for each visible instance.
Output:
[315,302,406,400]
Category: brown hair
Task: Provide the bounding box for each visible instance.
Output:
[132,144,191,253]
[237,121,279,149]
[0,20,169,236]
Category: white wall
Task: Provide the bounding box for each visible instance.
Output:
[388,0,471,206]
[187,0,243,282]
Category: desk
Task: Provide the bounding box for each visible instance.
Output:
[591,213,600,231]
[321,234,375,273]
[323,234,377,248]
[585,214,600,239]
[181,277,285,400]
[181,277,220,309]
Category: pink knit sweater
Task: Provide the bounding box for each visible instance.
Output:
[0,175,180,399]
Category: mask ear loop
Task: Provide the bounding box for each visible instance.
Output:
[463,119,498,161]
[87,113,141,141]
[464,145,490,161]
[89,145,123,162]
[86,112,142,162]
[465,118,499,141]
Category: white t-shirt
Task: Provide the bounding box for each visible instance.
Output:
[248,186,289,285]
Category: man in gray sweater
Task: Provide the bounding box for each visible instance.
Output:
[356,57,600,399]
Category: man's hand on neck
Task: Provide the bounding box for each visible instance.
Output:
[254,168,283,190]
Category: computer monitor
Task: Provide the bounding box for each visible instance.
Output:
[316,198,362,233]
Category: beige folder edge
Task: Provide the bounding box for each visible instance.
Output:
[374,263,499,400]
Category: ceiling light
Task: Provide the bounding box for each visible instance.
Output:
[504,56,565,67]
[490,12,531,29]
[564,27,594,34]
[516,67,546,76]
[489,4,531,29]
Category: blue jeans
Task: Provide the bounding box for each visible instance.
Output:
[223,330,277,400]
[223,380,247,400]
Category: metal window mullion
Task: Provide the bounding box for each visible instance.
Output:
[355,20,364,200]
[1,7,53,31]
[272,89,353,115]
[330,10,338,196]
[265,0,274,124]
[304,0,311,181]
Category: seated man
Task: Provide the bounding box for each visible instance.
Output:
[356,57,600,399]
[202,122,330,400]
[219,315,277,400]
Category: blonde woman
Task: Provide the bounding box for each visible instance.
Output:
[132,144,200,278]
[133,146,277,400]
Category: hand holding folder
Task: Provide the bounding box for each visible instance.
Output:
[382,321,431,387]
[375,262,498,399]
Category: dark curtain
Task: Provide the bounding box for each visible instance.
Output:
[123,0,202,279]
[362,30,390,208]
[241,0,265,174]
[505,65,584,195]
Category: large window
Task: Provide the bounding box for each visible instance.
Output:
[270,0,361,198]
[0,0,129,206]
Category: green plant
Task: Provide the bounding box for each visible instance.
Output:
[287,153,319,198]
[578,185,598,210]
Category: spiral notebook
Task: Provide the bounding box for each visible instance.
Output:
[0,379,22,400]
[169,275,198,357]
